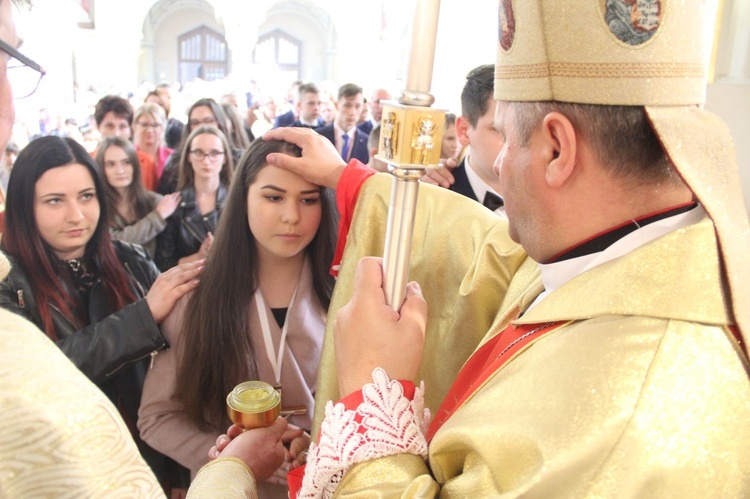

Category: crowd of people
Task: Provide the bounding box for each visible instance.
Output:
[1,0,749,497]
[0,50,471,494]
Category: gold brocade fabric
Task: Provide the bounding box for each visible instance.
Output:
[644,105,750,353]
[312,174,530,437]
[187,458,258,499]
[0,254,164,498]
[314,179,750,496]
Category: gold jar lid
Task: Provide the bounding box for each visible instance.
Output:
[226,381,281,430]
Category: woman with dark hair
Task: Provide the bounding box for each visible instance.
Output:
[154,125,233,271]
[139,138,338,496]
[0,136,202,490]
[95,136,180,258]
[157,98,243,194]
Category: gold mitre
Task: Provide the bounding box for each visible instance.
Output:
[494,0,711,105]
[494,0,750,354]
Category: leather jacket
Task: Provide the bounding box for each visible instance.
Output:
[154,184,228,271]
[0,240,187,486]
[0,241,167,384]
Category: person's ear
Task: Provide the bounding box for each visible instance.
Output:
[455,115,471,147]
[541,112,577,189]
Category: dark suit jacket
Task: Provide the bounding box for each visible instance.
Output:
[292,118,324,128]
[357,120,375,136]
[273,110,295,128]
[315,124,370,164]
[449,158,479,202]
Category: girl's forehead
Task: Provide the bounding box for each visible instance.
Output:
[105,145,127,156]
[252,164,318,190]
[191,133,221,145]
[37,163,95,188]
[191,106,214,118]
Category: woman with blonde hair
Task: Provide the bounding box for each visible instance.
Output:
[133,103,173,182]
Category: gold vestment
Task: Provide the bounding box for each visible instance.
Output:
[313,174,750,497]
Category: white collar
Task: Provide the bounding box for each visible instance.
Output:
[526,205,705,313]
[334,122,356,137]
[299,117,319,126]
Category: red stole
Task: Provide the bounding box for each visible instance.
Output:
[426,320,566,441]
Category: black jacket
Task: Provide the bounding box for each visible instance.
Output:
[0,240,166,383]
[154,184,228,271]
[0,241,186,487]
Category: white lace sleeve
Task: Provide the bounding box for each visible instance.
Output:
[299,368,430,499]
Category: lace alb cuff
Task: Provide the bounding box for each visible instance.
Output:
[298,368,430,499]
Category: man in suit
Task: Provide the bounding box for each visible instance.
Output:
[358,88,391,136]
[450,65,505,214]
[273,80,303,128]
[291,83,324,128]
[422,65,505,215]
[315,83,369,164]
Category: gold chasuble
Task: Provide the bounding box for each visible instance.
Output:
[313,173,532,431]
[311,173,750,497]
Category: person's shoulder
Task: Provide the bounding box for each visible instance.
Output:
[112,240,150,264]
[355,127,370,140]
[0,251,30,280]
[160,291,195,345]
[357,121,373,134]
[0,253,26,290]
[146,190,163,204]
[315,123,333,135]
[274,110,295,127]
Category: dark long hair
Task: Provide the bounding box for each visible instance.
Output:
[176,125,233,190]
[221,102,251,150]
[1,136,137,338]
[175,138,338,428]
[94,136,154,223]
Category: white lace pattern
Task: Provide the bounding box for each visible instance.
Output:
[298,368,430,498]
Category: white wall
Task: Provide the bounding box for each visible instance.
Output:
[705,0,750,216]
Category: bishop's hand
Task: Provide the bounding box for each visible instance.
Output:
[334,257,427,397]
[263,127,347,190]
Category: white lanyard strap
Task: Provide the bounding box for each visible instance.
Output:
[255,282,299,388]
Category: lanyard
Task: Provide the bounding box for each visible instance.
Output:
[255,282,300,388]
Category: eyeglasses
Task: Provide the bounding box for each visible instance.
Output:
[189,149,224,161]
[0,38,46,99]
[136,121,162,129]
[188,117,217,127]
